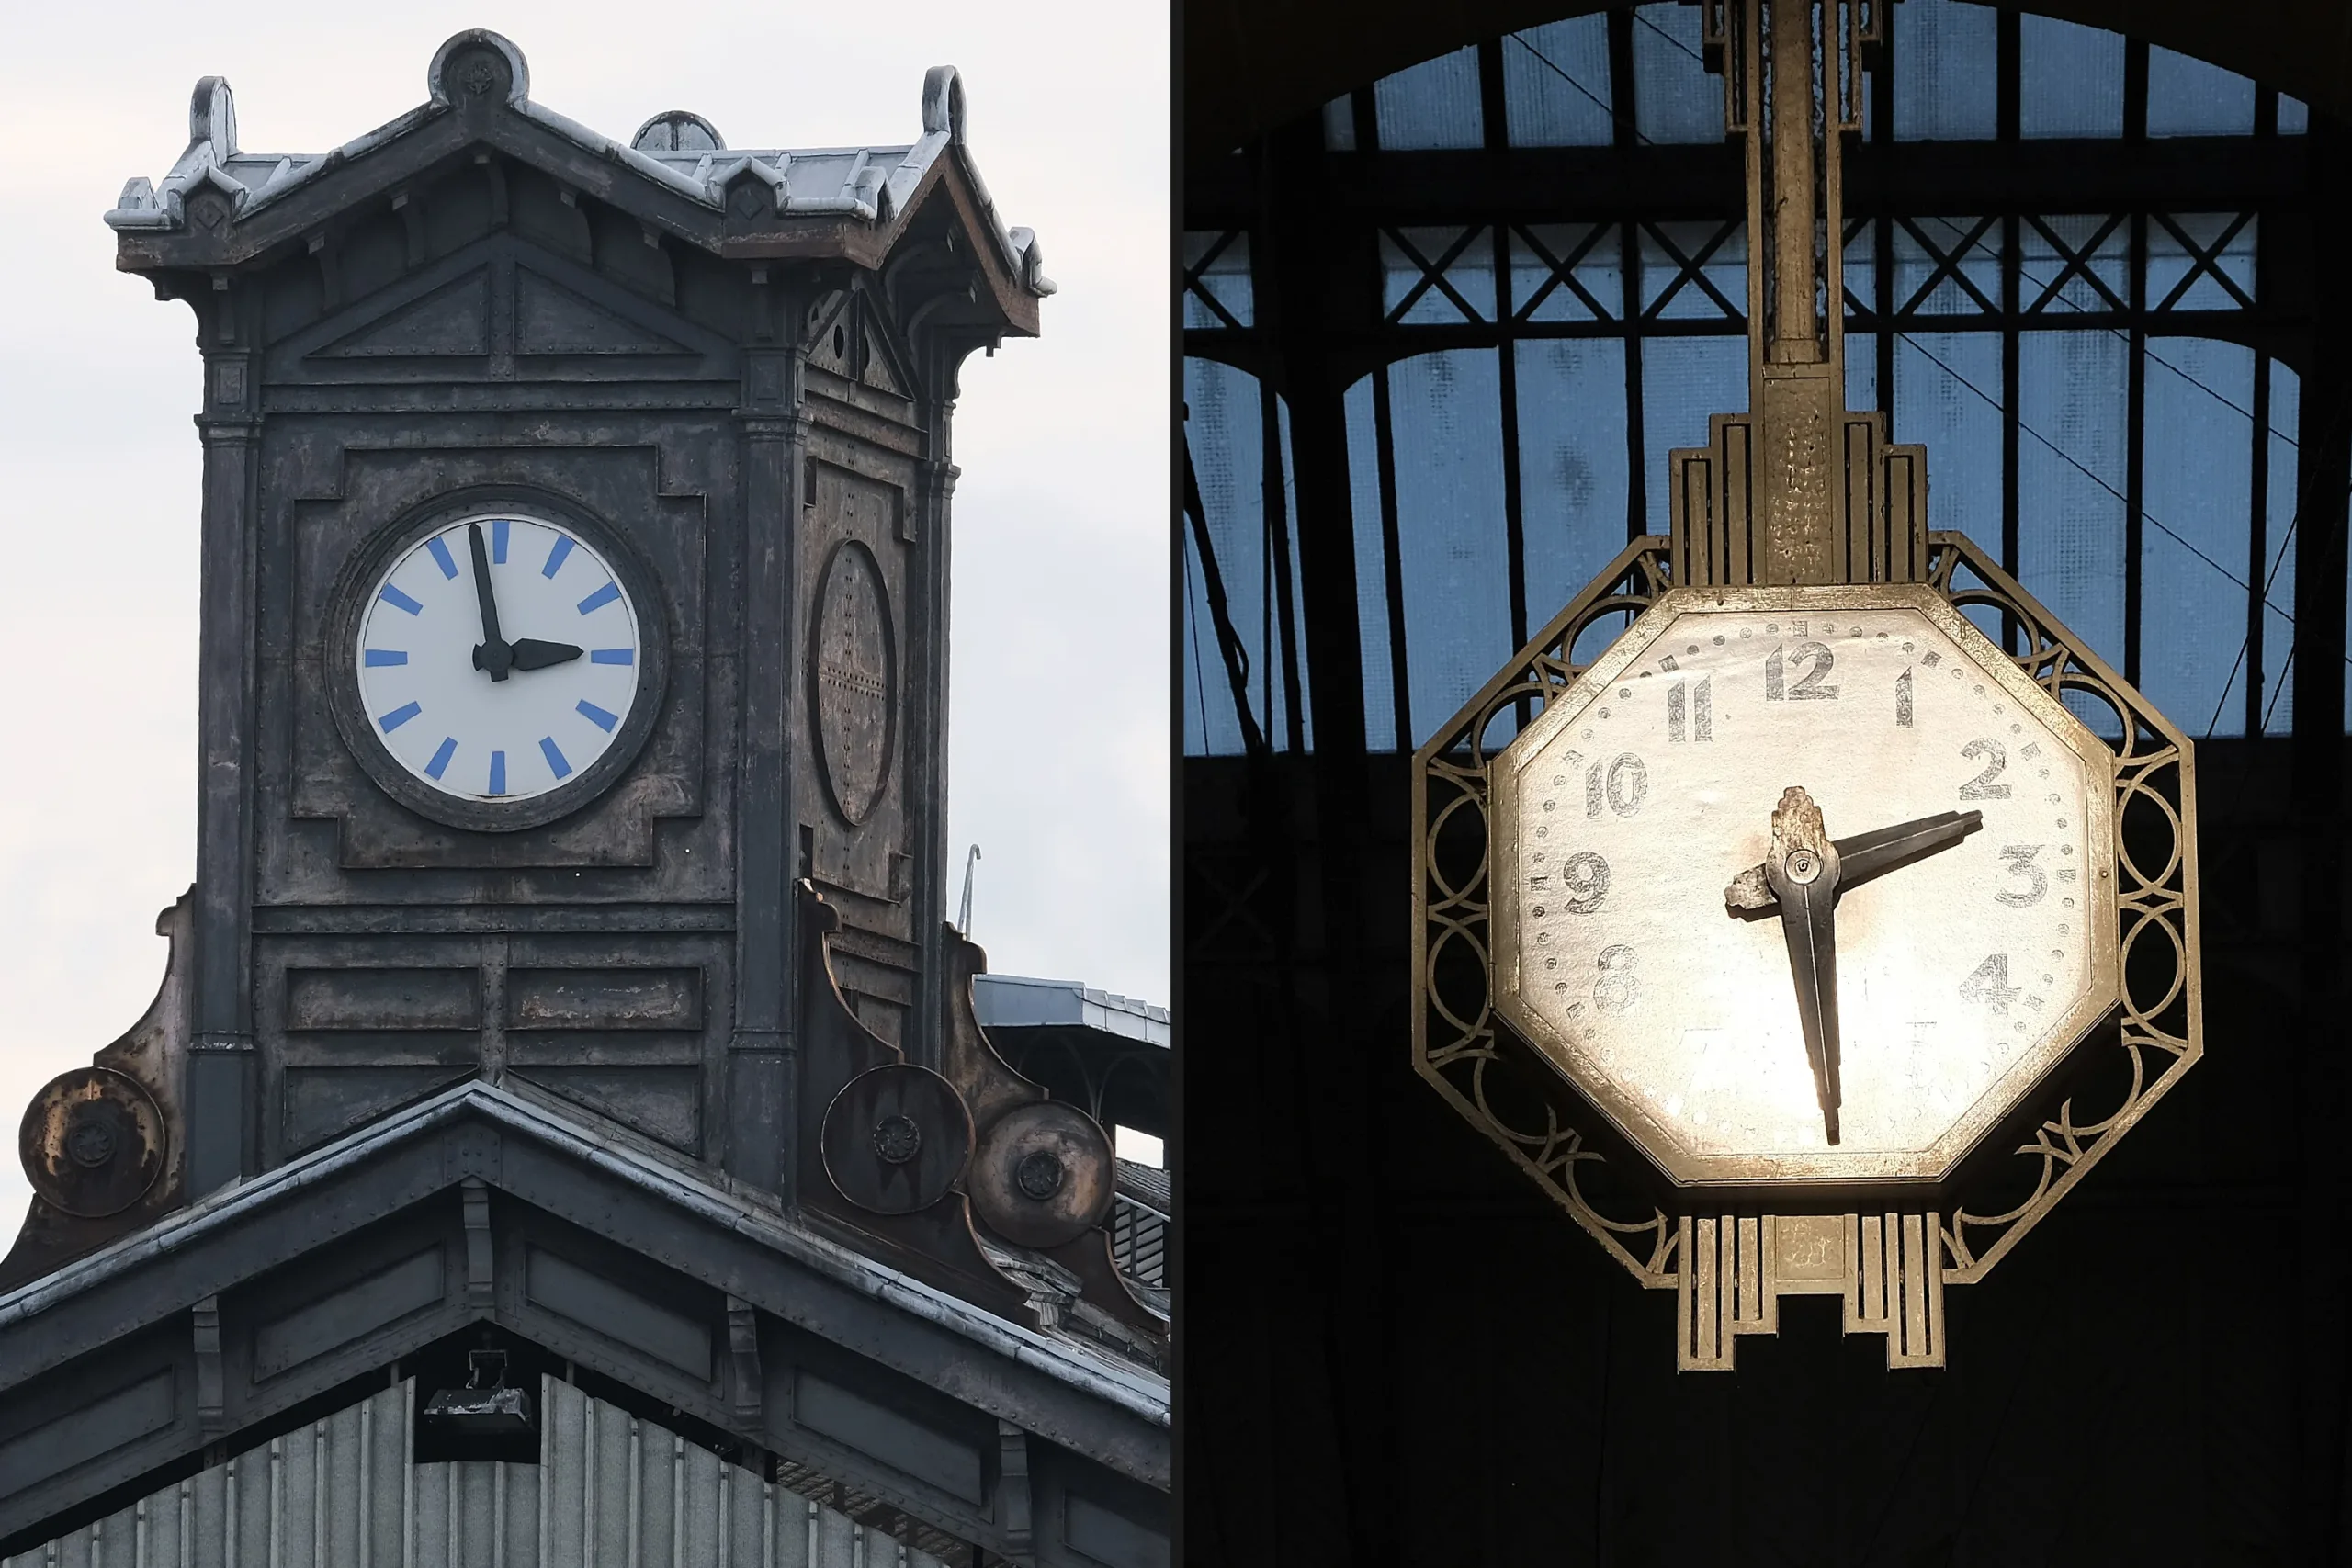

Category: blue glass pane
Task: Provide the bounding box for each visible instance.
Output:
[2148,47,2255,137]
[1323,96,1357,151]
[2140,338,2255,735]
[2020,215,2130,316]
[1375,46,1483,150]
[1894,0,1996,141]
[1516,338,1632,626]
[2280,96,2309,135]
[1846,331,1878,414]
[1278,397,1312,750]
[1182,358,1306,754]
[2263,364,2299,734]
[1894,332,2003,641]
[1894,217,2000,318]
[1345,374,1398,750]
[1632,4,1724,145]
[2018,332,2131,697]
[1388,352,1510,747]
[1638,335,1747,536]
[1181,513,1218,755]
[2020,16,2123,140]
[1505,18,1614,146]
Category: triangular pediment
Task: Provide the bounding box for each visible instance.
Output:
[515,266,696,356]
[315,267,491,357]
[0,1083,1168,1558]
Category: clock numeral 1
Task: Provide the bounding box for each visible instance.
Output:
[1895,665,1914,728]
[1585,753,1648,818]
[1667,677,1713,743]
[1960,953,2020,1016]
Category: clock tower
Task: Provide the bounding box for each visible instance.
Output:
[0,33,1165,1562]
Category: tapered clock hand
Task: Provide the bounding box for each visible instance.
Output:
[508,638,583,671]
[466,523,514,682]
[1724,808,1983,913]
[1758,787,1844,1144]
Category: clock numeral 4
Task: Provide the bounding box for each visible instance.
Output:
[1959,737,2011,799]
[1584,753,1648,818]
[1995,844,2047,908]
[1959,953,2021,1016]
[1667,677,1713,743]
[1765,640,1838,702]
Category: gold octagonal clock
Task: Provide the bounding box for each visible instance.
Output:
[1412,0,2200,1370]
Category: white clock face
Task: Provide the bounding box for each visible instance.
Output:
[353,513,644,805]
[1490,587,2119,1186]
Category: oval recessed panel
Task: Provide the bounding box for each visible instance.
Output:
[812,540,896,825]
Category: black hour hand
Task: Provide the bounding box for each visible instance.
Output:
[509,638,583,671]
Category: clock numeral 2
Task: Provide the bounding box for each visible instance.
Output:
[1765,640,1838,702]
[1960,953,2020,1016]
[1959,737,2011,799]
[1668,677,1712,743]
[1584,753,1648,818]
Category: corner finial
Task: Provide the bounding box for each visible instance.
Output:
[922,66,966,142]
[188,76,237,156]
[426,29,531,109]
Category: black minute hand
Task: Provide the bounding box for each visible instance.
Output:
[1759,787,1845,1145]
[467,523,514,682]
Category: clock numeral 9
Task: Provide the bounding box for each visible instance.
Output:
[1668,677,1713,742]
[1584,752,1648,818]
[1594,944,1640,1015]
[1559,851,1611,914]
[1959,737,2011,799]
[1995,844,2047,908]
[1765,640,1838,702]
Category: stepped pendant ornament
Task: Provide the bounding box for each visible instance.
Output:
[1412,0,2199,1370]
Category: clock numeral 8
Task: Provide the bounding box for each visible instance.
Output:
[1594,944,1639,1015]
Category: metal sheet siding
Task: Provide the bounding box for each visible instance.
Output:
[3,1381,953,1568]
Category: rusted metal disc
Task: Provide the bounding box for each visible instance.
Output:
[821,1065,971,1215]
[968,1100,1114,1248]
[19,1067,166,1219]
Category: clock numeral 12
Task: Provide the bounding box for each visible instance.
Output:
[1667,677,1712,743]
[1765,640,1838,701]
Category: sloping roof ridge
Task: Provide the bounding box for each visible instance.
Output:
[0,1077,1166,1424]
[103,33,1053,296]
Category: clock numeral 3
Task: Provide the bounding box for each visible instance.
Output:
[1584,752,1648,818]
[1959,737,2011,799]
[1559,851,1611,914]
[1995,844,2047,908]
[1668,677,1713,742]
[1594,944,1640,1015]
[1959,953,2020,1015]
[1765,640,1838,702]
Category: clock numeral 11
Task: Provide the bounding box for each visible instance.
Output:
[1667,677,1712,743]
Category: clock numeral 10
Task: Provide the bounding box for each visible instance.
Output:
[1668,677,1712,742]
[1585,752,1648,818]
[1960,953,2020,1015]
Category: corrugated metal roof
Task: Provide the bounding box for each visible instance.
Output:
[972,976,1170,1047]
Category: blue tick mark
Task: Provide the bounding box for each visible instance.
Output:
[424,737,457,780]
[589,648,634,665]
[425,536,459,580]
[492,519,510,564]
[488,751,507,795]
[542,536,575,579]
[576,699,619,732]
[378,701,422,733]
[576,582,621,615]
[364,649,408,667]
[540,737,573,779]
[379,584,424,615]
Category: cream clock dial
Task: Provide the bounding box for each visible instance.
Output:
[1490,584,2120,1186]
[334,508,664,831]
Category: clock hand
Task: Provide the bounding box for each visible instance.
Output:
[1724,808,1984,913]
[466,523,514,682]
[1759,786,1844,1145]
[508,638,584,672]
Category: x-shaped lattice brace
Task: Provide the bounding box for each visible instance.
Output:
[2149,210,2256,311]
[1184,230,1250,332]
[1510,222,1620,322]
[1637,219,1746,322]
[1382,226,1491,324]
[1893,214,2000,319]
[2022,212,2130,314]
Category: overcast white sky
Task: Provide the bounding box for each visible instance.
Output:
[0,3,1168,1227]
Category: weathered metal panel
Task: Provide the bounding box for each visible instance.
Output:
[2,1379,954,1568]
